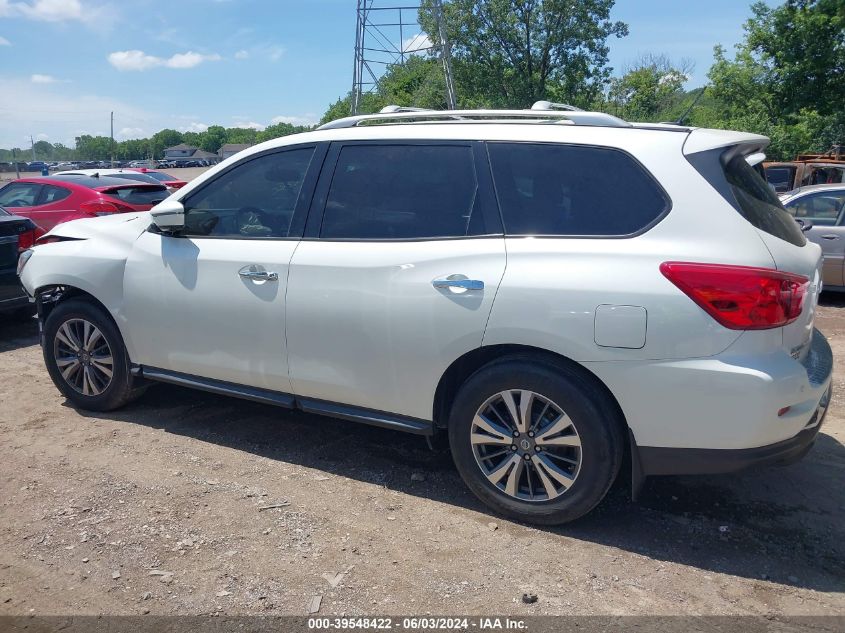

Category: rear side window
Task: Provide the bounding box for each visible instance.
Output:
[104,186,168,206]
[724,155,806,246]
[320,144,483,240]
[488,143,669,236]
[41,185,71,204]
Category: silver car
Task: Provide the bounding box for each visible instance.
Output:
[782,184,845,290]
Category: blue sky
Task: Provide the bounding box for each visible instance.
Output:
[0,0,775,149]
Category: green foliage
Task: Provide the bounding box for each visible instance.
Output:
[604,54,692,121]
[420,0,628,108]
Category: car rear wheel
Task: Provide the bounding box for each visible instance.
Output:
[448,358,624,525]
[43,299,142,411]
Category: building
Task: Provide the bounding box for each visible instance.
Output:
[162,144,220,164]
[218,144,253,160]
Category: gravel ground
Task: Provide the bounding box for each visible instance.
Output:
[0,296,842,617]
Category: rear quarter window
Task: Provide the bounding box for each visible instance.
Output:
[487,143,669,236]
[724,155,806,247]
[105,186,168,206]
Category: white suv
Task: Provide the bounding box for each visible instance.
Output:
[18,105,833,524]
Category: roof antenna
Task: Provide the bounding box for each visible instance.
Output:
[671,85,708,126]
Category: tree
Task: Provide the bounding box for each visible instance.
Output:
[605,54,692,121]
[200,125,227,153]
[32,140,55,160]
[74,135,112,160]
[744,0,844,117]
[697,0,845,159]
[419,0,628,108]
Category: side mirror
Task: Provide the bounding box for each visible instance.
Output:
[150,199,185,232]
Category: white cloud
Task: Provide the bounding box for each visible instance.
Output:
[402,33,433,54]
[0,36,10,46]
[35,132,49,141]
[234,121,264,131]
[234,49,249,60]
[266,45,284,62]
[8,0,82,21]
[179,122,209,133]
[117,127,145,139]
[108,49,222,72]
[0,76,152,148]
[0,0,117,29]
[270,114,319,127]
[31,73,60,83]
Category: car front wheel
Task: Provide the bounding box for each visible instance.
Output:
[43,299,141,411]
[448,358,624,525]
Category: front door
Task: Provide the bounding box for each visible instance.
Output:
[122,144,323,392]
[286,141,506,422]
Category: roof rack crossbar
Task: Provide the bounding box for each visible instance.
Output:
[318,107,630,130]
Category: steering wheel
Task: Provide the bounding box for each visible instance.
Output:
[236,206,273,237]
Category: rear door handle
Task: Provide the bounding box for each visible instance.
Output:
[821,234,840,240]
[432,276,484,290]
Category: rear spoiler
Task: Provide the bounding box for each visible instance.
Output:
[682,128,769,162]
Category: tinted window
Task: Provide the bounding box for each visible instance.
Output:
[182,148,314,238]
[320,144,482,239]
[103,186,169,206]
[784,191,845,226]
[0,183,41,208]
[724,155,806,246]
[41,185,71,204]
[107,172,164,185]
[488,143,668,236]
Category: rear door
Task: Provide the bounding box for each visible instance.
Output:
[285,141,505,422]
[783,190,845,287]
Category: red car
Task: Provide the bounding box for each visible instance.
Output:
[0,175,169,232]
[125,168,188,190]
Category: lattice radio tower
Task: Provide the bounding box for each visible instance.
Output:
[351,0,456,114]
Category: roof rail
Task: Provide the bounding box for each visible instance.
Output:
[530,100,583,112]
[317,107,630,130]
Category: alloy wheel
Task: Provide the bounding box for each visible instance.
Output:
[53,318,114,396]
[470,389,582,502]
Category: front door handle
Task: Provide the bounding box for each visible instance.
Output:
[239,265,279,281]
[432,276,484,290]
[821,234,839,240]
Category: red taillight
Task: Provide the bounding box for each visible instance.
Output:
[80,200,121,214]
[660,262,809,330]
[16,225,45,252]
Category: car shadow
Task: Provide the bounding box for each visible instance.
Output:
[80,382,845,594]
[0,311,38,352]
[819,291,845,308]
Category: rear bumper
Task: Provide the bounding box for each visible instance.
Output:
[637,384,830,475]
[632,328,832,476]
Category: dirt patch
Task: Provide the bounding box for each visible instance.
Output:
[0,300,843,617]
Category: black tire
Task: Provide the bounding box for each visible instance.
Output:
[448,357,624,525]
[43,299,142,411]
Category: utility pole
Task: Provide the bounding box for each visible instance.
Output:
[110,111,114,167]
[433,0,456,110]
[30,135,36,161]
[12,148,20,178]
